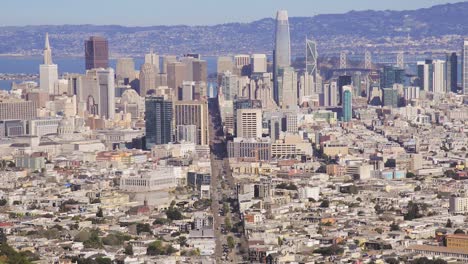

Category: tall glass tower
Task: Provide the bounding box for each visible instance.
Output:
[273,10,291,106]
[463,40,468,95]
[145,96,173,149]
[342,86,352,122]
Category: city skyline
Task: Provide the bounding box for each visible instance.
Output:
[0,0,464,26]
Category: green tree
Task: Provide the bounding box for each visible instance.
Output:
[83,229,103,249]
[178,236,187,247]
[227,236,235,249]
[313,245,344,256]
[454,229,465,234]
[166,206,183,221]
[384,159,396,168]
[406,172,415,178]
[224,217,232,230]
[136,223,152,235]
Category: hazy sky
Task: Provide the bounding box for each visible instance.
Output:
[1,0,463,26]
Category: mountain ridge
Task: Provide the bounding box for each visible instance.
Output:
[0,2,467,56]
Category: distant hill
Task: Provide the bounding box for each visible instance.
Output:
[0,2,467,57]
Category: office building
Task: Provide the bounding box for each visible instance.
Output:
[382,86,399,108]
[220,71,238,100]
[176,125,197,144]
[342,85,352,122]
[404,86,420,102]
[116,58,135,83]
[306,39,318,77]
[139,63,156,96]
[174,100,209,145]
[161,55,177,74]
[251,54,267,73]
[120,167,178,191]
[417,60,433,92]
[337,75,351,105]
[236,108,262,139]
[217,56,233,74]
[145,49,160,74]
[180,81,195,101]
[82,68,116,119]
[193,60,207,83]
[381,66,405,89]
[227,138,271,161]
[85,36,109,70]
[446,52,458,93]
[39,33,58,94]
[167,62,186,91]
[277,66,298,109]
[464,40,468,95]
[0,101,37,120]
[0,120,24,137]
[234,55,250,69]
[145,96,173,148]
[449,195,468,214]
[273,10,291,106]
[432,60,446,94]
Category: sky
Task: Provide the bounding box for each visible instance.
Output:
[0,0,464,26]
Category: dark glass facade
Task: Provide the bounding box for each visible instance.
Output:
[145,96,173,149]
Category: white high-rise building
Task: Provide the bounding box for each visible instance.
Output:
[145,49,160,74]
[139,63,156,96]
[96,68,116,120]
[251,54,267,73]
[432,60,446,94]
[220,71,238,101]
[278,67,298,109]
[234,55,250,69]
[236,108,262,139]
[39,33,58,94]
[463,40,468,95]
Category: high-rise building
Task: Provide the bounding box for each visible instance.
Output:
[116,58,135,83]
[273,10,291,106]
[39,33,58,94]
[95,68,115,119]
[446,52,458,93]
[306,39,318,77]
[139,63,156,96]
[274,10,291,69]
[251,54,267,73]
[176,125,197,144]
[404,86,420,102]
[161,55,177,74]
[174,100,209,145]
[234,55,251,69]
[382,86,399,108]
[167,62,186,91]
[342,86,352,122]
[220,71,238,101]
[381,66,405,89]
[432,60,446,94]
[417,60,433,92]
[277,66,298,109]
[463,40,468,95]
[145,49,160,74]
[180,81,195,101]
[145,96,173,148]
[217,56,233,74]
[85,36,109,70]
[236,108,262,139]
[193,60,207,83]
[337,75,352,105]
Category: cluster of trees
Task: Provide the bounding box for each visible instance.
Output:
[74,229,104,249]
[102,232,132,246]
[0,243,35,263]
[71,257,112,264]
[166,202,183,221]
[146,240,176,256]
[276,183,298,191]
[404,201,426,220]
[319,200,330,208]
[313,245,344,256]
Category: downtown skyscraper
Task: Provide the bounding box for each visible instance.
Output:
[39,33,58,94]
[463,40,468,95]
[145,96,173,149]
[85,36,109,70]
[273,10,291,106]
